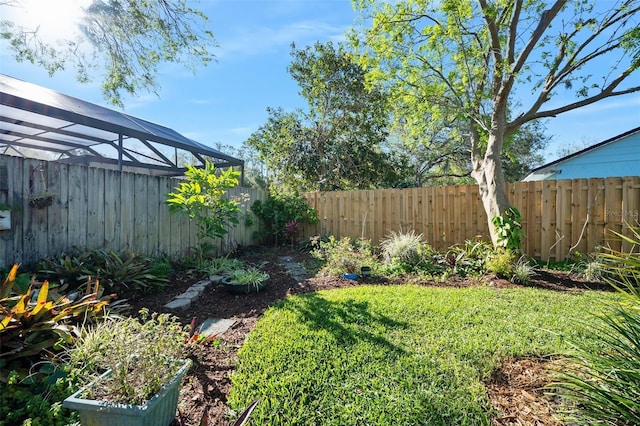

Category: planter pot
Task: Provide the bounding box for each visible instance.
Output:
[221,276,268,294]
[28,194,54,209]
[63,359,191,426]
[342,273,358,280]
[360,266,372,278]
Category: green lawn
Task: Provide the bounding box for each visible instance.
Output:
[229,285,619,425]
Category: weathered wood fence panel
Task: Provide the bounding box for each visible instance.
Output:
[0,156,266,268]
[302,177,640,261]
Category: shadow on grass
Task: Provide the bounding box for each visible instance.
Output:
[278,292,409,355]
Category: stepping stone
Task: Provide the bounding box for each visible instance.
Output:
[198,318,237,337]
[164,298,191,311]
[278,256,309,282]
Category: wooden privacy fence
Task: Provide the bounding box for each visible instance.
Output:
[302,176,640,261]
[0,156,266,268]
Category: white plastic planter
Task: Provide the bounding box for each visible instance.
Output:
[63,359,191,426]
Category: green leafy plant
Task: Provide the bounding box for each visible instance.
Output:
[0,265,117,426]
[251,191,318,245]
[67,310,190,405]
[0,366,79,426]
[166,161,242,261]
[225,266,269,292]
[0,265,113,381]
[86,249,168,296]
[485,249,515,278]
[204,257,247,277]
[599,226,640,295]
[311,235,378,277]
[492,207,525,253]
[552,225,640,424]
[37,249,169,296]
[37,251,91,291]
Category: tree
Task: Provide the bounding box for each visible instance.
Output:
[247,41,402,192]
[0,0,216,107]
[389,114,548,187]
[166,161,241,263]
[352,0,640,244]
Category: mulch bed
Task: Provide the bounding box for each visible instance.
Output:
[124,246,608,426]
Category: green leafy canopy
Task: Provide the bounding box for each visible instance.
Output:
[0,0,217,107]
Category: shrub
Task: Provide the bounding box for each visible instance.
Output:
[438,240,493,278]
[86,249,168,296]
[485,249,515,278]
[0,265,113,380]
[311,236,378,277]
[38,249,169,296]
[0,368,79,426]
[166,161,242,263]
[251,191,318,245]
[37,249,93,291]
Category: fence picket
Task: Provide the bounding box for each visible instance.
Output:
[1,156,264,267]
[302,176,640,261]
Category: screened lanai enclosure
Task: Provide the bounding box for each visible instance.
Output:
[0,74,243,175]
[0,74,262,268]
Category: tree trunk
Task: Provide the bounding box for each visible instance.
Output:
[471,129,511,246]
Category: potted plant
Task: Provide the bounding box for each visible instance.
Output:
[28,192,55,209]
[221,266,269,294]
[63,310,191,426]
[341,258,358,280]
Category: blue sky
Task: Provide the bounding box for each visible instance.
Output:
[1,0,639,164]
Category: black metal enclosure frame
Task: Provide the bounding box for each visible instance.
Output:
[0,74,243,177]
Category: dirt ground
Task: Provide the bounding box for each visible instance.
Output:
[125,246,610,426]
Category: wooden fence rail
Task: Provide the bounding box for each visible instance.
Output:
[302,177,640,261]
[0,156,266,268]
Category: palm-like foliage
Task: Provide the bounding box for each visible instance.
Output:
[553,225,640,425]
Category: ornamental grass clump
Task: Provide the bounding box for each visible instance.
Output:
[68,310,189,405]
[380,229,425,265]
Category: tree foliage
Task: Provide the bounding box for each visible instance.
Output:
[352,0,640,243]
[389,114,548,187]
[0,0,216,107]
[166,161,240,245]
[247,41,402,192]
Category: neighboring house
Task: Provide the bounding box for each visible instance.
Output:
[522,126,640,181]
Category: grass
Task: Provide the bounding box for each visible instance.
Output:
[229,284,620,425]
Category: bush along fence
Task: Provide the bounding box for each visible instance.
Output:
[0,155,266,268]
[302,176,640,261]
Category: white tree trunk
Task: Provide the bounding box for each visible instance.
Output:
[471,127,511,246]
